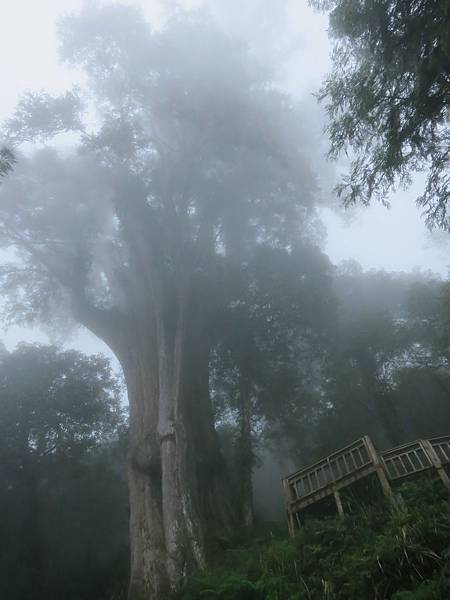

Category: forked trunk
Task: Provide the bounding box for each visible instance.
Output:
[121,311,233,600]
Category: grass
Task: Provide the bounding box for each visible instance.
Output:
[176,479,450,599]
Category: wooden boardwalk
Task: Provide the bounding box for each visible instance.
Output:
[282,435,450,536]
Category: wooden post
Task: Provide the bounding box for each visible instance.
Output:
[421,439,450,493]
[282,478,297,537]
[333,488,345,518]
[364,435,396,504]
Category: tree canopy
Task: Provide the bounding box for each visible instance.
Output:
[311,0,450,229]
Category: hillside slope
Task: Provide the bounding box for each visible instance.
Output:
[178,481,450,599]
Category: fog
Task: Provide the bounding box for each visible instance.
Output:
[0,2,449,599]
[0,0,447,357]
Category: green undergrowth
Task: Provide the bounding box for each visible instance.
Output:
[177,480,450,599]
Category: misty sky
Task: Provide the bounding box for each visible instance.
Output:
[0,0,448,353]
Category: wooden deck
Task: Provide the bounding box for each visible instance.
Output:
[282,434,450,536]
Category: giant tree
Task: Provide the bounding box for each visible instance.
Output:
[311,0,450,229]
[0,5,319,597]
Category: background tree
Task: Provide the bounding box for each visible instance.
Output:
[311,0,450,229]
[0,344,127,600]
[0,5,320,596]
[212,243,335,524]
[262,264,450,469]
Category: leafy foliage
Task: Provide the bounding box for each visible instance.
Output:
[0,6,320,329]
[0,345,128,600]
[311,0,450,229]
[178,480,450,599]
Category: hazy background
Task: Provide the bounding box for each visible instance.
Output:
[0,0,448,354]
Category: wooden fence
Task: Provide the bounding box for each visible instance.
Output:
[283,434,450,536]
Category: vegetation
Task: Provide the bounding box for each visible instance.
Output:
[178,480,450,600]
[214,262,450,476]
[1,267,449,599]
[311,0,450,229]
[0,345,128,600]
[0,2,449,599]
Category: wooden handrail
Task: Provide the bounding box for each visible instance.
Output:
[283,434,450,520]
[284,437,374,502]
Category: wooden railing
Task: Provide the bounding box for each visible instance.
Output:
[381,439,432,480]
[381,435,450,480]
[283,434,450,536]
[430,435,450,465]
[284,437,373,504]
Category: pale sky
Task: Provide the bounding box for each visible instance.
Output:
[0,0,448,354]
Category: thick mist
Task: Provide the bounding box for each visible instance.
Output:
[0,2,449,600]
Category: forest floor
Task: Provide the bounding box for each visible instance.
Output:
[177,479,450,600]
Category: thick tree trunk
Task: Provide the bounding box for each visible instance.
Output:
[157,288,209,589]
[125,336,170,600]
[74,264,234,598]
[117,312,233,599]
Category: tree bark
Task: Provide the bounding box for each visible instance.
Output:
[69,227,235,598]
[125,333,169,600]
[95,307,234,600]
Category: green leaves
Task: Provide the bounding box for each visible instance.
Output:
[313,0,450,229]
[179,480,450,599]
[0,344,123,469]
[0,345,128,600]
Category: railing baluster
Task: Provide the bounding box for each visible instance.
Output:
[415,448,429,469]
[342,454,350,474]
[346,451,356,471]
[331,459,340,480]
[353,448,362,468]
[303,475,310,495]
[390,457,401,478]
[412,451,422,471]
[404,452,415,473]
[433,444,449,463]
[360,444,369,464]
